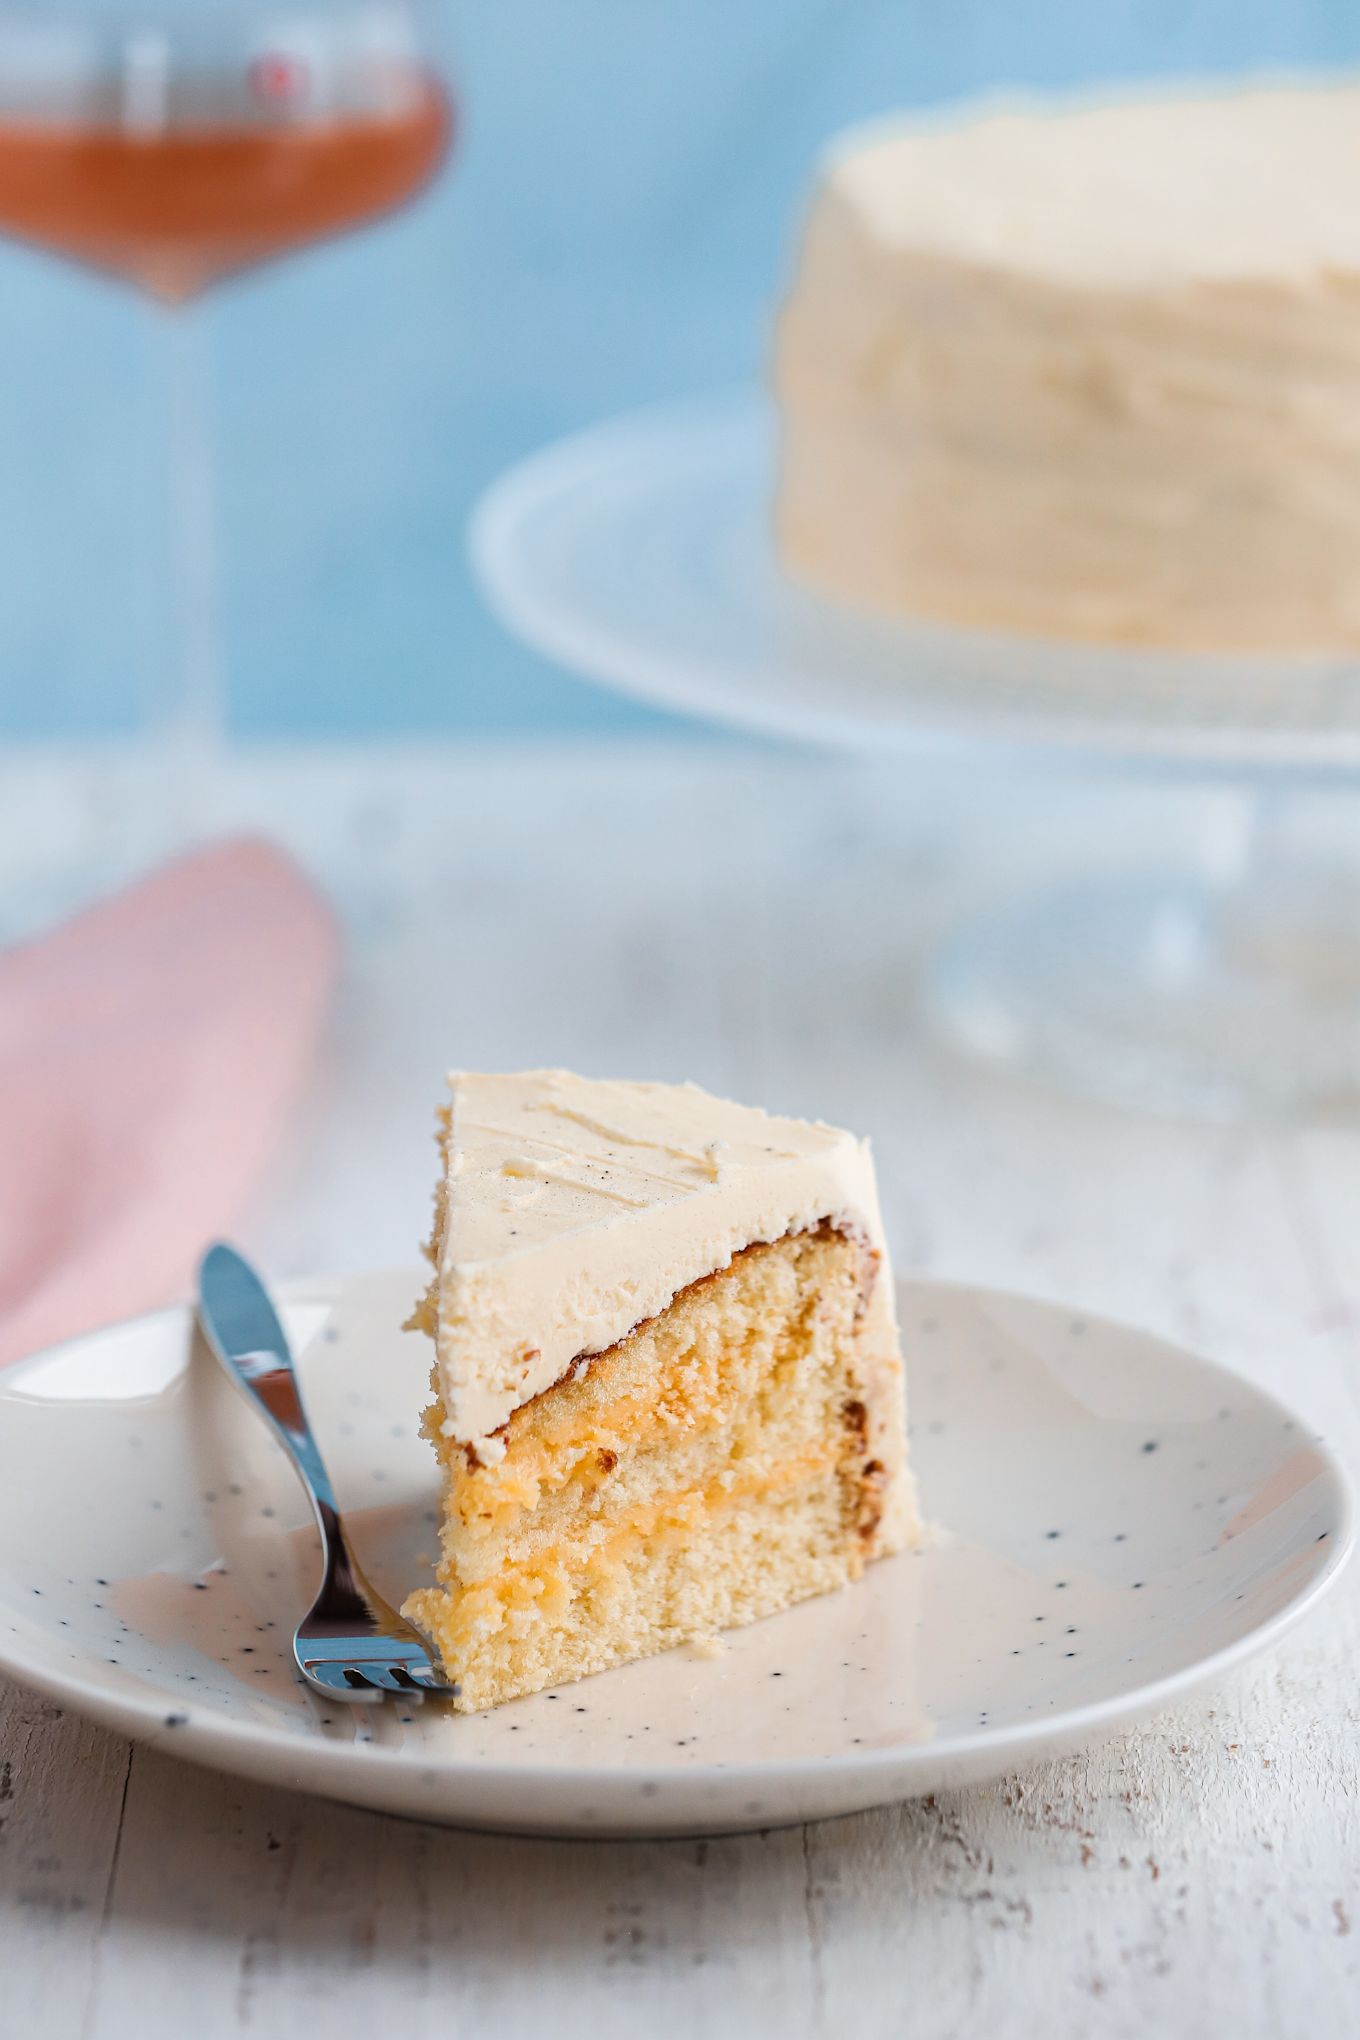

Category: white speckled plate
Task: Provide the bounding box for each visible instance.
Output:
[0,1274,1351,1837]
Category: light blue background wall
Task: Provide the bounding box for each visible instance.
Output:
[2,1,1358,740]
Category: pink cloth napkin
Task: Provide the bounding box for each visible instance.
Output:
[0,837,339,1367]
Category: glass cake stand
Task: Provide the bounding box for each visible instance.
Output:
[470,391,1360,1121]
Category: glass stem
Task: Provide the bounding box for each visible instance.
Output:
[157,305,222,831]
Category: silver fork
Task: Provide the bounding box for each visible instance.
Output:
[196,1242,451,1702]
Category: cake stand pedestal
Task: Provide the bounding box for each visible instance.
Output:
[470,392,1360,1122]
[928,786,1360,1119]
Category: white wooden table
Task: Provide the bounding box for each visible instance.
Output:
[3,744,1357,2038]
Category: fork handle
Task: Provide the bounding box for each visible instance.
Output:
[220,1341,340,1515]
[214,1344,374,1622]
[197,1248,371,1623]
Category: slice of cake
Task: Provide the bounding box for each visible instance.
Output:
[402,1069,916,1711]
[774,81,1360,650]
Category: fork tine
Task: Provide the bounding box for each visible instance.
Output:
[347,1664,407,1693]
[297,1659,385,1701]
[297,1658,352,1689]
[300,1657,449,1701]
[294,1622,452,1702]
[404,1665,455,1694]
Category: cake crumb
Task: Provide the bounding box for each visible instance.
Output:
[688,1632,726,1661]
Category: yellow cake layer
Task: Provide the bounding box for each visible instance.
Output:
[419,1442,839,1656]
[405,1463,856,1713]
[403,1228,897,1710]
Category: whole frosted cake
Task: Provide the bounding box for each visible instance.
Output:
[773,81,1360,651]
[404,1069,916,1711]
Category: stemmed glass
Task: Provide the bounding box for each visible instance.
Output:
[0,0,451,827]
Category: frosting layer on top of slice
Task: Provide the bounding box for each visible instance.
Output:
[430,1069,895,1454]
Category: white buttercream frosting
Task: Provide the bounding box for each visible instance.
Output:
[430,1069,900,1456]
[824,80,1360,287]
[774,77,1360,651]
